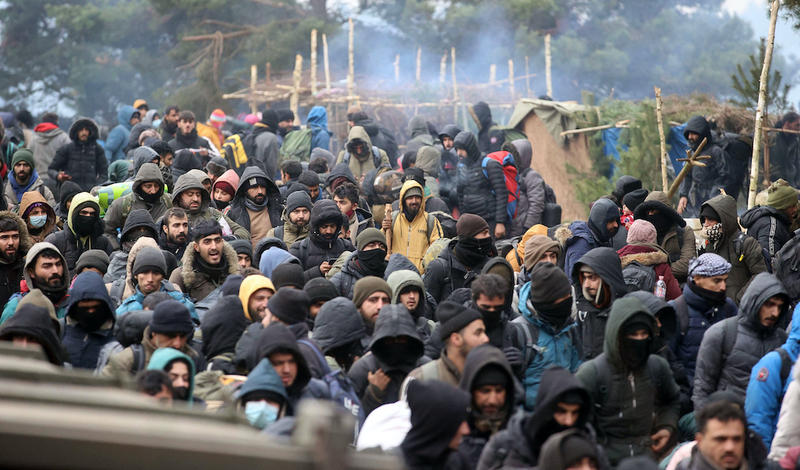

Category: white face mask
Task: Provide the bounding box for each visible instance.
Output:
[29,214,47,228]
[244,401,279,429]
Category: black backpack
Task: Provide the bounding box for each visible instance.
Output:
[733,232,773,274]
[622,261,657,293]
[774,229,800,301]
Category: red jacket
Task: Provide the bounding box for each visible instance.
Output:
[617,243,681,300]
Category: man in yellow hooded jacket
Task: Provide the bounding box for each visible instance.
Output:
[45,192,113,273]
[383,180,442,272]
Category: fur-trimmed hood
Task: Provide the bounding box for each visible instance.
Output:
[122,236,161,300]
[178,239,239,289]
[0,210,33,255]
[617,244,669,267]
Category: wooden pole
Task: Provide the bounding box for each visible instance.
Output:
[668,138,709,200]
[249,64,258,114]
[440,53,447,85]
[384,203,393,256]
[394,54,400,83]
[310,29,318,95]
[322,33,331,91]
[451,47,458,122]
[290,54,302,125]
[559,120,630,137]
[655,87,668,191]
[266,62,271,83]
[748,0,780,209]
[525,56,531,97]
[508,59,515,99]
[489,64,496,86]
[347,18,355,101]
[416,47,421,82]
[545,33,553,98]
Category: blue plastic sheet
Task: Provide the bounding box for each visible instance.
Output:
[667,124,689,172]
[601,127,628,174]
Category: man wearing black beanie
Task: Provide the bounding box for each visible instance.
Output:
[267,190,312,246]
[508,262,581,410]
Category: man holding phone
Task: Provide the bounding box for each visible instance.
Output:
[289,199,355,282]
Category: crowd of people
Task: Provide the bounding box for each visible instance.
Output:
[0,101,799,470]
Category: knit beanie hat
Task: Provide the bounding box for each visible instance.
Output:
[437,301,482,340]
[206,156,228,178]
[304,277,339,303]
[133,246,167,277]
[268,288,311,325]
[356,228,387,250]
[298,170,320,188]
[353,276,392,308]
[404,186,423,199]
[270,263,305,289]
[688,253,732,278]
[75,249,110,274]
[213,181,235,198]
[229,239,252,259]
[11,148,34,170]
[457,214,489,238]
[766,179,798,210]
[286,191,313,214]
[559,432,598,465]
[626,219,658,245]
[471,363,510,390]
[528,262,571,304]
[699,204,721,223]
[192,219,222,242]
[209,109,226,129]
[277,109,295,123]
[622,188,648,212]
[149,300,193,335]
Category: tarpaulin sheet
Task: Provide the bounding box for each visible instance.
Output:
[506,99,589,145]
[668,124,689,173]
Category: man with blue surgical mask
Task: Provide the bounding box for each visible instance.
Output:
[238,359,288,430]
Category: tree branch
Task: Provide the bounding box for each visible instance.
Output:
[248,0,306,16]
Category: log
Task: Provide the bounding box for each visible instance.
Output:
[290,54,303,125]
[250,65,258,114]
[266,62,271,83]
[654,87,668,191]
[748,0,780,209]
[508,59,515,99]
[347,18,355,102]
[545,33,553,98]
[667,138,708,200]
[451,47,458,122]
[310,29,318,95]
[440,53,447,85]
[559,120,630,137]
[525,56,531,97]
[416,47,421,82]
[322,33,331,91]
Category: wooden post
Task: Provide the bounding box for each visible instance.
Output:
[310,29,318,95]
[508,59,515,99]
[249,64,258,114]
[451,47,458,122]
[525,55,531,97]
[290,54,303,125]
[440,53,447,85]
[348,18,355,102]
[655,87,669,191]
[322,33,331,91]
[545,33,553,98]
[416,47,421,82]
[668,138,709,201]
[489,64,496,86]
[394,55,400,83]
[748,0,780,209]
[266,62,271,84]
[384,204,393,256]
[764,128,771,186]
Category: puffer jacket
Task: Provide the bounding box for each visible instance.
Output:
[307,106,332,151]
[634,191,696,282]
[455,131,507,225]
[512,281,582,410]
[700,194,767,303]
[669,283,738,386]
[617,243,681,300]
[745,304,800,449]
[45,192,113,272]
[170,173,249,240]
[103,159,172,239]
[571,247,628,360]
[678,116,729,216]
[693,273,790,410]
[49,118,108,191]
[336,126,391,180]
[169,240,240,303]
[576,297,680,465]
[564,198,620,281]
[768,349,800,460]
[105,106,136,162]
[740,205,793,265]
[289,199,354,281]
[330,251,369,299]
[510,139,546,237]
[391,180,442,272]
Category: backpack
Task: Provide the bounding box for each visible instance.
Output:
[775,347,794,386]
[733,232,772,273]
[482,151,520,222]
[392,212,441,241]
[622,261,657,293]
[774,228,800,302]
[430,211,457,239]
[590,354,669,414]
[342,146,383,170]
[421,238,451,272]
[279,128,313,163]
[222,133,249,175]
[95,342,145,374]
[507,316,580,368]
[297,338,366,432]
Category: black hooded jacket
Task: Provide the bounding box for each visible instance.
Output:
[201,295,248,373]
[424,238,490,304]
[471,102,499,154]
[289,199,354,281]
[678,116,728,209]
[61,271,116,369]
[348,304,426,415]
[48,118,107,192]
[312,297,365,355]
[0,303,65,365]
[740,205,792,263]
[227,166,283,231]
[454,131,507,225]
[168,128,211,153]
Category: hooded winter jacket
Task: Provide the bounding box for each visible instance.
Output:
[0,241,70,325]
[740,204,792,265]
[424,238,489,304]
[266,207,309,246]
[699,194,767,302]
[510,139,546,237]
[571,247,628,360]
[104,161,171,239]
[564,198,621,280]
[576,297,680,465]
[19,190,57,244]
[170,173,249,240]
[349,114,399,162]
[455,131,507,225]
[514,281,582,409]
[146,347,197,403]
[678,116,729,215]
[312,296,366,355]
[61,271,116,369]
[226,166,282,246]
[239,358,288,403]
[49,118,108,191]
[478,367,594,470]
[406,116,435,155]
[390,180,442,272]
[201,294,248,373]
[105,106,137,162]
[336,126,391,180]
[470,102,499,154]
[102,323,201,377]
[617,243,681,300]
[104,209,158,282]
[634,191,696,282]
[0,300,64,365]
[348,304,426,415]
[30,122,70,181]
[307,106,332,151]
[170,240,240,303]
[289,199,354,281]
[693,273,790,410]
[45,193,112,272]
[0,211,31,308]
[768,349,800,460]
[745,303,800,449]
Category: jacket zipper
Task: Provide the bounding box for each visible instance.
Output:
[628,371,636,457]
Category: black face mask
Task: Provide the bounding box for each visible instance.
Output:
[647,212,673,238]
[73,214,97,236]
[479,308,502,328]
[138,187,162,204]
[455,237,493,268]
[173,386,190,401]
[358,248,387,275]
[619,337,652,370]
[377,343,412,368]
[533,297,573,330]
[214,199,230,210]
[70,307,107,332]
[689,281,727,305]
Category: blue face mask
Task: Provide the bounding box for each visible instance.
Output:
[244,401,279,429]
[29,215,47,228]
[152,119,162,128]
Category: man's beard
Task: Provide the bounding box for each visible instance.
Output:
[16,172,30,184]
[0,247,17,264]
[250,194,266,205]
[169,233,187,245]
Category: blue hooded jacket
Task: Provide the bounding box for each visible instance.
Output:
[516,281,582,410]
[239,358,289,403]
[258,246,299,278]
[564,198,620,281]
[147,347,196,404]
[61,271,116,369]
[745,303,800,449]
[115,280,198,320]
[307,106,331,152]
[105,105,137,162]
